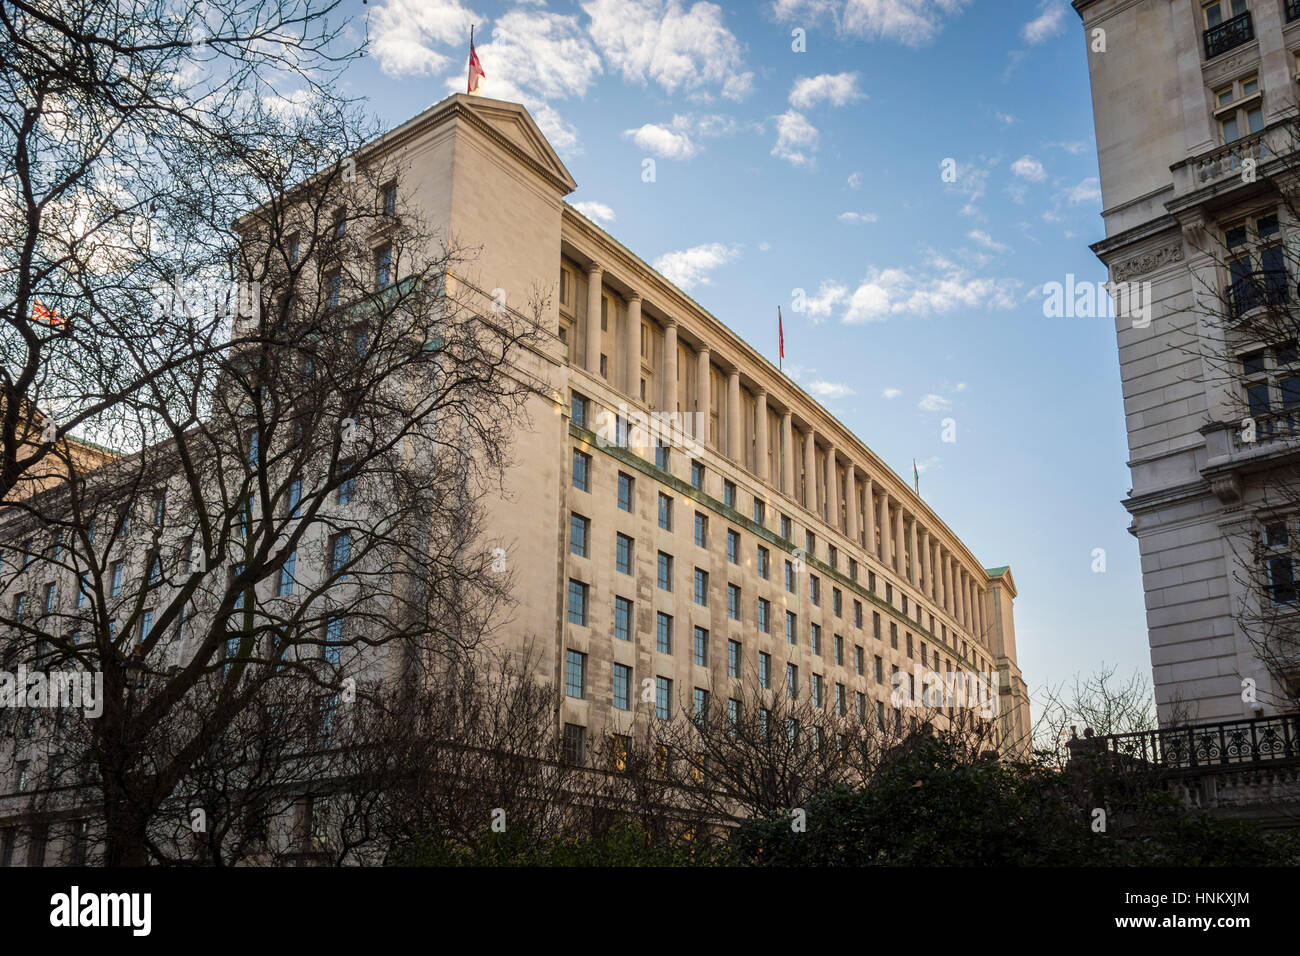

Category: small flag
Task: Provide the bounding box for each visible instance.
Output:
[467,26,485,95]
[778,306,784,371]
[32,299,68,329]
[913,458,919,493]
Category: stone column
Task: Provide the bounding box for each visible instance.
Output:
[862,478,875,557]
[727,367,741,461]
[918,528,929,598]
[907,515,918,586]
[663,319,678,413]
[892,502,903,576]
[696,344,711,445]
[880,493,892,571]
[755,389,769,482]
[624,292,642,399]
[584,262,603,375]
[930,540,940,602]
[781,410,794,496]
[803,428,816,512]
[941,553,951,616]
[823,442,837,526]
[845,467,858,542]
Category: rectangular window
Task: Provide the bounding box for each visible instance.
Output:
[110,560,124,597]
[613,663,632,710]
[875,655,884,684]
[326,270,341,309]
[759,652,772,689]
[810,622,822,655]
[617,472,634,511]
[906,632,914,658]
[694,512,708,548]
[693,687,709,723]
[890,622,898,650]
[569,513,590,557]
[757,546,770,578]
[786,663,799,699]
[567,579,588,625]
[381,181,397,216]
[728,639,741,678]
[657,552,673,591]
[727,583,740,620]
[139,608,153,645]
[324,616,344,664]
[855,645,865,676]
[655,677,673,719]
[693,626,709,666]
[754,499,766,526]
[43,582,56,614]
[877,699,886,730]
[330,532,351,574]
[694,568,709,606]
[614,596,632,641]
[723,479,736,507]
[338,462,356,505]
[571,392,589,428]
[616,533,634,575]
[809,574,820,606]
[728,698,741,730]
[828,545,838,570]
[873,611,882,640]
[854,600,863,628]
[805,530,816,555]
[562,723,586,765]
[373,244,392,290]
[785,610,797,644]
[656,611,673,653]
[757,597,771,633]
[572,450,591,492]
[565,649,587,699]
[1265,521,1298,604]
[834,634,844,665]
[833,588,842,617]
[780,514,792,540]
[849,558,858,582]
[658,493,673,530]
[857,691,867,722]
[785,560,795,592]
[655,445,670,470]
[726,529,740,564]
[811,673,823,707]
[287,479,302,518]
[277,551,296,596]
[691,461,705,490]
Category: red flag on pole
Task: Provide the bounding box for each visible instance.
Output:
[33,299,68,329]
[467,26,485,94]
[778,306,784,370]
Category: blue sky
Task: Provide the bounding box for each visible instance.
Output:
[336,0,1146,707]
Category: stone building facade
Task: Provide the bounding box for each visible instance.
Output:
[1075,0,1300,722]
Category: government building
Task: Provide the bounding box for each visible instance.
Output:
[399,94,1030,757]
[0,93,1029,865]
[1074,0,1300,724]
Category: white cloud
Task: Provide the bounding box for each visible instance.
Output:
[954,382,967,392]
[1010,155,1047,182]
[881,387,901,399]
[652,242,739,289]
[806,380,855,399]
[572,201,616,223]
[789,72,864,108]
[802,281,849,320]
[583,0,753,100]
[840,0,973,46]
[771,110,819,166]
[1048,139,1089,154]
[966,229,1008,253]
[1067,177,1102,204]
[371,0,480,77]
[1022,1,1067,44]
[841,263,1021,323]
[917,393,950,412]
[624,123,698,159]
[838,211,878,225]
[759,241,771,252]
[622,113,735,159]
[847,172,862,189]
[995,111,1017,126]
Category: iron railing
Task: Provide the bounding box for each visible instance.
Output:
[1225,268,1289,318]
[1101,713,1300,772]
[1204,11,1253,59]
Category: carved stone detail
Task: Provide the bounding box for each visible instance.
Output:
[1112,243,1185,281]
[1210,473,1242,507]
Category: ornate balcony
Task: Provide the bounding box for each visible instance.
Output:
[1204,11,1253,59]
[1096,713,1300,773]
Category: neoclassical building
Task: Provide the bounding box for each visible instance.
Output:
[1074,0,1300,722]
[400,93,1030,757]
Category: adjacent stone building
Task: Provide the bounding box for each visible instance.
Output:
[1074,0,1300,722]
